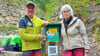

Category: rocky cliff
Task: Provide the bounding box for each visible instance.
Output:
[0,0,25,27]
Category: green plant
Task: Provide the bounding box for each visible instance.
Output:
[81,12,89,16]
[92,17,100,44]
[0,26,18,30]
[92,17,100,30]
[95,12,98,16]
[95,0,100,6]
[95,28,100,40]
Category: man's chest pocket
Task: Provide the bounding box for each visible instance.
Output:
[25,21,33,31]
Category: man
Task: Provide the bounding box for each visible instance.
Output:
[18,1,48,56]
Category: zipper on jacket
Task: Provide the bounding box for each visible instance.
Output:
[63,23,71,49]
[26,41,28,46]
[66,28,71,49]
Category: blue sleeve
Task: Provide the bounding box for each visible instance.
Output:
[19,19,26,29]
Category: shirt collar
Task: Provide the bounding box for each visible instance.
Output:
[63,16,73,24]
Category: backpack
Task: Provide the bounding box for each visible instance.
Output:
[3,35,22,52]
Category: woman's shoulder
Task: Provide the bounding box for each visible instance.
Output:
[72,17,84,25]
[72,17,82,22]
[72,16,78,20]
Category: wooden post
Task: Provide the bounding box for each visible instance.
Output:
[45,23,61,56]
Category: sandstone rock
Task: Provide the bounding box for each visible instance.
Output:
[10,22,17,25]
[0,5,2,8]
[0,20,4,26]
[2,13,7,17]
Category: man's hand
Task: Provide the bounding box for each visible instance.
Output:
[43,21,48,26]
[85,49,89,54]
[39,34,46,40]
[59,50,63,56]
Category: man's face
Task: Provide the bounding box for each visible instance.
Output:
[25,4,35,16]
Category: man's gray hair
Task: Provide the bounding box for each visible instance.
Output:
[59,4,73,19]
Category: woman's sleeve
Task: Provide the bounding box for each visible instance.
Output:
[78,19,90,49]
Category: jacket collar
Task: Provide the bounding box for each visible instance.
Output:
[63,16,72,25]
[23,15,31,21]
[23,15,38,22]
[61,17,78,27]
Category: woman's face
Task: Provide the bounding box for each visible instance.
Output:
[62,8,71,20]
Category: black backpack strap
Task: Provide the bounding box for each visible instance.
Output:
[69,18,78,28]
[5,39,11,47]
[4,39,11,50]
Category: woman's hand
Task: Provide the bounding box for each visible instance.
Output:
[59,50,63,56]
[85,49,90,54]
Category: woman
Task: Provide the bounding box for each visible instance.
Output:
[58,5,90,56]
